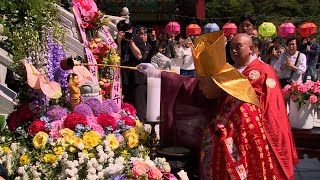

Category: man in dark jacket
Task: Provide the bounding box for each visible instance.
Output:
[302,35,320,82]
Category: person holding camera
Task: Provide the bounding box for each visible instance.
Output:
[275,36,307,88]
[116,20,148,122]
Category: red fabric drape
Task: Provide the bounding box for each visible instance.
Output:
[195,0,205,20]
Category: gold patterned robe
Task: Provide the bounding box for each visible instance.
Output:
[200,95,277,180]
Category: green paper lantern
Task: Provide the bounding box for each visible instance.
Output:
[258,22,277,37]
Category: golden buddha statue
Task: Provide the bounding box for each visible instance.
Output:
[68,73,81,111]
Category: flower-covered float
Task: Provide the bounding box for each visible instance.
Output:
[0,0,189,179]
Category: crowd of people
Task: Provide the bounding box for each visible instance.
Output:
[117,14,320,123]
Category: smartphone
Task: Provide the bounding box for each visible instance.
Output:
[125,32,133,40]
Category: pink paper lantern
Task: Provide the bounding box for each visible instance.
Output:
[299,22,318,38]
[222,23,238,36]
[165,21,181,36]
[278,22,296,38]
[186,24,202,35]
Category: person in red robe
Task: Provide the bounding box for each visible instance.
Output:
[138,31,282,179]
[230,33,299,180]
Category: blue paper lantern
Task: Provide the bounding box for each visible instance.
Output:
[204,23,220,33]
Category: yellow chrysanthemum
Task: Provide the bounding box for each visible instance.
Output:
[33,132,49,149]
[135,120,144,133]
[140,132,148,141]
[121,150,128,156]
[2,147,10,153]
[43,154,58,164]
[19,155,30,165]
[83,131,101,149]
[72,136,83,147]
[107,134,119,150]
[89,153,94,158]
[82,150,88,154]
[59,128,75,137]
[124,128,139,139]
[127,136,139,148]
[69,147,76,153]
[53,146,63,155]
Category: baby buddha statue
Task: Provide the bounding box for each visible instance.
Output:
[68,73,81,111]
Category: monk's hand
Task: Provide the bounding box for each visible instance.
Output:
[137,63,161,77]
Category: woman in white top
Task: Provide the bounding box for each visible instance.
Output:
[275,36,307,86]
[180,38,196,76]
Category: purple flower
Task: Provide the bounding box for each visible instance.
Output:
[46,105,68,121]
[98,101,113,115]
[73,104,94,117]
[84,98,101,116]
[105,99,119,113]
[108,174,126,180]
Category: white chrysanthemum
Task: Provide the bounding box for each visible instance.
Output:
[97,171,104,179]
[109,151,114,157]
[104,146,111,153]
[87,174,99,180]
[10,143,19,152]
[96,145,103,152]
[0,136,5,142]
[106,164,118,175]
[77,142,84,150]
[108,157,114,164]
[103,140,110,147]
[6,153,13,175]
[18,167,25,175]
[114,157,125,165]
[157,157,166,164]
[163,162,171,172]
[87,167,96,174]
[177,170,189,180]
[14,177,21,180]
[65,168,77,177]
[96,165,103,172]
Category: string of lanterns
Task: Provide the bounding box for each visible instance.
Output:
[165,20,318,38]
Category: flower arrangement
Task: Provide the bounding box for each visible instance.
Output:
[282,81,320,110]
[1,98,189,179]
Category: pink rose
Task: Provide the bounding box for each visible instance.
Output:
[132,162,148,178]
[305,81,314,90]
[81,22,89,28]
[290,94,298,102]
[50,120,64,140]
[282,84,292,95]
[312,84,318,94]
[83,16,91,22]
[148,166,163,180]
[309,94,318,104]
[297,84,307,93]
[117,134,124,144]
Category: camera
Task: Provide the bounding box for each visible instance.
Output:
[125,31,133,40]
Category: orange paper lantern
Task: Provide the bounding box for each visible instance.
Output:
[299,22,318,38]
[186,24,202,35]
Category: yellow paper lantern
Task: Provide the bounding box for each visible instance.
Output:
[258,22,276,37]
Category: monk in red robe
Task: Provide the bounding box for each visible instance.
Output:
[230,33,299,180]
[138,31,283,179]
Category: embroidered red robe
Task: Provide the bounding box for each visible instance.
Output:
[242,59,299,180]
[200,95,277,180]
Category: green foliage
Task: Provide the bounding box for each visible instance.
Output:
[206,0,320,28]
